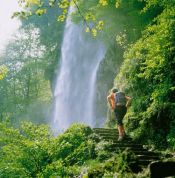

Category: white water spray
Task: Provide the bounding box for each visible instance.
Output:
[52,9,105,132]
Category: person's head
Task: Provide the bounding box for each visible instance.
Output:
[111,88,118,93]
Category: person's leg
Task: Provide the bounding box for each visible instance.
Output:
[120,106,127,137]
[117,125,124,141]
[114,108,122,138]
[118,124,123,137]
[115,106,127,140]
[121,125,125,137]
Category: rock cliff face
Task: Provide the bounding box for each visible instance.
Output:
[94,44,124,126]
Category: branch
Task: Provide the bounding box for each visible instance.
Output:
[72,0,92,31]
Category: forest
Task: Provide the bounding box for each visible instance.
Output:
[0,0,175,177]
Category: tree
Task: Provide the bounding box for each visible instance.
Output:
[0,25,51,124]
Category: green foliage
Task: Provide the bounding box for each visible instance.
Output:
[95,140,114,161]
[167,120,175,150]
[51,124,93,161]
[0,25,52,124]
[0,65,8,80]
[16,0,158,39]
[115,1,175,147]
[0,121,150,177]
[0,2,65,123]
[0,122,95,177]
[0,121,51,177]
[22,0,65,80]
[1,0,175,176]
[84,150,137,178]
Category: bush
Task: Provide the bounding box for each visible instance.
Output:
[0,122,95,177]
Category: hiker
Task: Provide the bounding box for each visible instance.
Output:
[107,88,131,141]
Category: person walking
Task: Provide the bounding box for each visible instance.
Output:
[107,88,131,141]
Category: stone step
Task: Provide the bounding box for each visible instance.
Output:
[137,155,160,160]
[100,135,131,139]
[111,145,141,150]
[112,143,143,148]
[93,128,161,169]
[94,131,118,134]
[93,129,133,142]
[93,129,118,133]
[133,151,160,157]
[95,133,119,137]
[109,147,147,152]
[112,140,134,144]
[100,137,133,142]
[94,128,118,131]
[137,159,156,166]
[93,128,118,133]
[95,134,119,138]
[94,129,118,132]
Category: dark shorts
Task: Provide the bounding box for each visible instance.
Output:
[114,106,127,125]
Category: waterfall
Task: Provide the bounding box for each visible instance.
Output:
[52,9,105,133]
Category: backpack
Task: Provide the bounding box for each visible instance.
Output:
[115,91,126,106]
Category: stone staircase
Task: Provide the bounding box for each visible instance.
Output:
[93,128,161,171]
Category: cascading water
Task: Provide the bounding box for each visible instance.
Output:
[52,9,105,133]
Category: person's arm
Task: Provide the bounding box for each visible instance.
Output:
[125,95,132,108]
[107,94,115,110]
